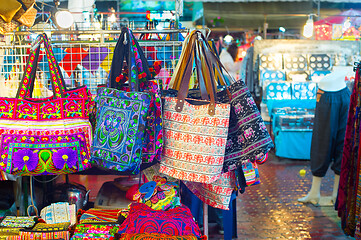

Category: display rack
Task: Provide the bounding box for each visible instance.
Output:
[0,30,184,97]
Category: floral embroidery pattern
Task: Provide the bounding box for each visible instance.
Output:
[0,123,92,176]
[53,148,77,170]
[13,149,39,172]
[97,110,126,148]
[91,88,151,174]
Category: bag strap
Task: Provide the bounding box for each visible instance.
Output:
[174,32,217,116]
[108,27,152,91]
[167,30,197,90]
[196,37,218,103]
[16,34,65,99]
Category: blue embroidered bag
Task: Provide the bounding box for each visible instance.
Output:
[91,28,151,174]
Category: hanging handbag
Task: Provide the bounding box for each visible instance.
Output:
[174,37,236,210]
[160,31,231,184]
[204,40,274,172]
[92,27,161,173]
[115,33,163,164]
[0,34,93,176]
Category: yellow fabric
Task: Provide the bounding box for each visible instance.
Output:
[0,0,22,23]
[0,17,20,35]
[100,47,115,73]
[21,0,36,9]
[17,3,37,27]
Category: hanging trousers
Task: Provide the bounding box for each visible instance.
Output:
[311,87,350,177]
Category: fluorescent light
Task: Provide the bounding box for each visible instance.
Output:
[303,15,314,38]
[55,10,74,29]
[224,34,233,43]
[279,27,286,32]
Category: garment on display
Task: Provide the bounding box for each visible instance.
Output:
[338,62,361,237]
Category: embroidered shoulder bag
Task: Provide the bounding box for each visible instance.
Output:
[0,34,93,176]
[92,28,159,173]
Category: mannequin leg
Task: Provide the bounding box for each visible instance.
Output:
[333,174,340,200]
[318,174,340,206]
[298,176,321,205]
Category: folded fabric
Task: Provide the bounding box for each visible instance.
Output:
[40,202,76,225]
[0,227,20,236]
[0,0,21,23]
[119,233,199,240]
[117,203,201,237]
[72,223,119,240]
[6,231,69,240]
[0,216,35,228]
[32,222,70,232]
[79,209,123,223]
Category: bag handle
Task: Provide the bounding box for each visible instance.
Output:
[16,34,66,99]
[174,31,217,116]
[23,34,66,98]
[168,30,198,91]
[108,27,153,91]
[196,37,218,103]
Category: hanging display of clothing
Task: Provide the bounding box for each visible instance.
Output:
[337,64,361,238]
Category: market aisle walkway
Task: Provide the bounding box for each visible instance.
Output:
[209,151,354,240]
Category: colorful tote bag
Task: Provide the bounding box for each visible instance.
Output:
[160,31,230,184]
[184,171,236,210]
[0,34,93,176]
[217,80,274,172]
[117,203,202,237]
[92,28,153,173]
[132,176,181,211]
[204,40,274,172]
[114,34,163,164]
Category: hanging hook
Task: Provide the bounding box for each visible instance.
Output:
[205,27,212,39]
[123,32,128,45]
[353,61,361,73]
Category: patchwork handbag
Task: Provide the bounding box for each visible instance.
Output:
[0,34,93,176]
[92,27,160,173]
[117,203,202,237]
[160,31,231,184]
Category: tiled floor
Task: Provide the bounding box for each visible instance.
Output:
[209,151,354,240]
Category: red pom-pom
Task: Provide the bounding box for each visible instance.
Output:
[142,72,147,78]
[138,74,142,79]
[119,74,124,80]
[115,76,120,82]
[126,184,139,201]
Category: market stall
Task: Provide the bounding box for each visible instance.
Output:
[255,39,358,159]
